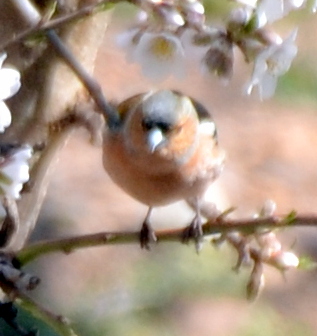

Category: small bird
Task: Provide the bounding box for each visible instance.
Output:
[102,90,225,249]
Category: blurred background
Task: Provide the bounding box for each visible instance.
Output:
[9,2,317,336]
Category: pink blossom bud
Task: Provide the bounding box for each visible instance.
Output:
[269,251,299,270]
[256,231,282,259]
[246,261,265,301]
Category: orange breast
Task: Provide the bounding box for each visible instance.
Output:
[103,132,225,206]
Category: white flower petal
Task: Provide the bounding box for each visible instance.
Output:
[256,9,268,28]
[235,0,258,7]
[288,0,305,8]
[0,68,21,100]
[12,146,33,161]
[0,145,32,199]
[246,56,268,95]
[116,28,139,50]
[1,182,23,199]
[270,251,299,270]
[190,1,205,15]
[269,30,297,76]
[259,72,277,99]
[280,251,300,268]
[136,10,148,23]
[132,32,185,81]
[2,163,27,183]
[246,30,297,99]
[284,0,305,14]
[257,0,283,23]
[164,10,185,27]
[0,101,12,132]
[228,7,254,28]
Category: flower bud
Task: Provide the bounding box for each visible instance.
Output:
[0,53,21,133]
[227,7,253,31]
[202,35,234,81]
[269,251,299,270]
[246,261,265,301]
[256,231,282,259]
[0,144,32,199]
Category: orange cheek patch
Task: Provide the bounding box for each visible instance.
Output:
[164,115,198,158]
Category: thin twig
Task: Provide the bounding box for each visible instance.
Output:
[46,29,121,129]
[16,213,317,265]
[7,0,121,129]
[0,198,20,248]
[0,1,114,51]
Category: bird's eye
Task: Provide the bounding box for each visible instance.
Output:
[156,121,171,133]
[142,119,171,133]
[142,119,154,131]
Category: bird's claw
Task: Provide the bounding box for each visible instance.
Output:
[139,221,157,250]
[182,215,204,253]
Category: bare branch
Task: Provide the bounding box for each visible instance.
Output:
[16,212,317,265]
[0,1,114,51]
[7,0,121,129]
[45,29,120,129]
[0,198,20,248]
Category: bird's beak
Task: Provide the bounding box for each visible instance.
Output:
[147,128,165,152]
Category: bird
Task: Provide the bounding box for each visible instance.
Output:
[102,89,225,249]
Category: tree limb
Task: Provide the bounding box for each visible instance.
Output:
[16,212,315,265]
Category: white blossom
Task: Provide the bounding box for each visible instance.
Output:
[256,0,305,26]
[116,28,141,56]
[227,7,253,29]
[0,145,32,199]
[119,30,185,81]
[256,231,282,259]
[234,0,257,7]
[246,29,298,99]
[269,251,299,270]
[256,0,283,26]
[235,0,305,26]
[260,199,277,217]
[0,53,21,133]
[156,5,185,28]
[179,0,205,27]
[284,0,305,11]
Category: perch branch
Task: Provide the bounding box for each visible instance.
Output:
[16,212,316,265]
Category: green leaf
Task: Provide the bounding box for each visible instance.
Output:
[17,297,78,336]
[0,303,60,336]
[0,171,13,185]
[42,1,58,23]
[95,1,115,12]
[298,255,317,270]
[282,210,297,225]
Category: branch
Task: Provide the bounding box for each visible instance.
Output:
[0,198,20,248]
[16,212,315,265]
[8,0,121,129]
[45,29,121,129]
[0,1,114,51]
[6,115,77,251]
